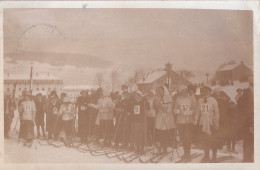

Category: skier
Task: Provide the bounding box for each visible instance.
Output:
[129,90,147,154]
[34,93,46,138]
[195,85,219,163]
[237,75,254,162]
[45,95,61,140]
[59,97,76,145]
[145,90,156,146]
[4,95,16,138]
[77,90,91,142]
[88,89,115,146]
[174,85,197,161]
[18,91,26,141]
[122,91,134,150]
[153,85,176,154]
[113,90,133,149]
[18,91,36,147]
[89,88,102,138]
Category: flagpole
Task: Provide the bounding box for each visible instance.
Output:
[29,65,33,95]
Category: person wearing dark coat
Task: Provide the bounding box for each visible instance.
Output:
[129,90,147,154]
[4,95,17,138]
[122,91,135,150]
[45,95,61,140]
[77,90,91,142]
[34,93,46,138]
[236,75,254,162]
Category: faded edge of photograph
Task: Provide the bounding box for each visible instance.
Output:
[2,5,256,166]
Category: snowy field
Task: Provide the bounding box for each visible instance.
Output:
[4,130,244,163]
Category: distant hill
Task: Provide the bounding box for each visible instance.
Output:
[5,51,113,69]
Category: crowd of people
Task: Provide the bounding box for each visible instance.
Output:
[4,75,254,163]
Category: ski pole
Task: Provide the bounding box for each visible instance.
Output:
[13,114,20,133]
[143,98,147,155]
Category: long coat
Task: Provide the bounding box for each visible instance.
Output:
[153,96,175,130]
[236,88,254,139]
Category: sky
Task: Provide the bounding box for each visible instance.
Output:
[3,8,253,85]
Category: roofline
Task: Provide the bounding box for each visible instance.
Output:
[217,63,252,72]
[137,72,166,85]
[137,70,192,85]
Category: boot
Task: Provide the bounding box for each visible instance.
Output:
[211,149,217,163]
[201,150,210,163]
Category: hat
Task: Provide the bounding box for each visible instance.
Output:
[121,84,128,90]
[63,97,70,103]
[134,90,143,97]
[50,95,57,99]
[178,85,188,93]
[213,88,221,95]
[80,90,87,95]
[236,88,242,92]
[50,90,57,96]
[201,85,211,92]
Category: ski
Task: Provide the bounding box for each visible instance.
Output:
[150,151,170,163]
[116,149,133,161]
[215,156,235,163]
[122,152,140,163]
[175,153,203,163]
[123,149,153,163]
[138,148,155,163]
[104,148,123,158]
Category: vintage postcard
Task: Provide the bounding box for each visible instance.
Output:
[0,1,259,170]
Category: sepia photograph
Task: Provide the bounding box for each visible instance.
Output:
[2,3,257,166]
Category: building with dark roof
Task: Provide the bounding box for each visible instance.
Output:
[215,61,252,85]
[137,63,192,94]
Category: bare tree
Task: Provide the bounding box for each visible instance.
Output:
[179,70,195,80]
[205,73,209,83]
[125,69,146,92]
[134,69,146,82]
[110,69,120,92]
[95,72,104,87]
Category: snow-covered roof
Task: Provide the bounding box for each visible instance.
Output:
[218,62,251,72]
[63,85,98,90]
[137,71,166,84]
[4,73,61,80]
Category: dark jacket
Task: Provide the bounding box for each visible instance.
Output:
[77,96,90,114]
[236,88,254,138]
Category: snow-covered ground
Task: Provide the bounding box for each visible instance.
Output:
[5,130,244,163]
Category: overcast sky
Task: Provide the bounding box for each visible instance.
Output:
[3,8,253,85]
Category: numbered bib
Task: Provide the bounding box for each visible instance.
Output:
[25,104,32,112]
[181,104,191,115]
[80,105,86,111]
[201,104,209,114]
[134,105,140,115]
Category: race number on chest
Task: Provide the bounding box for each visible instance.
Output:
[181,104,191,113]
[134,105,140,115]
[80,105,87,111]
[25,104,32,111]
[201,104,209,114]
